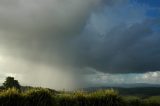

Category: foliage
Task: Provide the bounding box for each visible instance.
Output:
[23,88,53,106]
[0,88,53,106]
[0,87,159,106]
[142,96,160,106]
[0,88,23,106]
[3,77,21,90]
[56,89,124,106]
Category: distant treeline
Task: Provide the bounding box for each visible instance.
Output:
[84,87,160,96]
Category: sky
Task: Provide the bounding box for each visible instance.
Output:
[0,0,160,90]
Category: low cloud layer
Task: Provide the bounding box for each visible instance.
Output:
[84,68,160,86]
[0,0,160,89]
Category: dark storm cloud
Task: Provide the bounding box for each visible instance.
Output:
[0,0,160,88]
[0,0,101,89]
[72,3,160,73]
[0,0,100,66]
[102,0,128,6]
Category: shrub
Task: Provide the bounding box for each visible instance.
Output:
[0,88,23,106]
[143,96,160,106]
[123,96,142,106]
[0,88,159,106]
[0,88,54,106]
[88,89,124,106]
[57,89,124,106]
[24,88,53,106]
[57,95,76,106]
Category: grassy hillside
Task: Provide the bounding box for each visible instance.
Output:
[85,87,160,96]
[0,87,160,106]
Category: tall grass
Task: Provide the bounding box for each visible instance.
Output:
[0,88,159,106]
[24,88,53,106]
[0,88,23,106]
[0,88,53,106]
[142,96,160,106]
[57,89,124,106]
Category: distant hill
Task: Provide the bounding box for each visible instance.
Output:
[1,83,160,96]
[109,83,160,88]
[83,83,160,96]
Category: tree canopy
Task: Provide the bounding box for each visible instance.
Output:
[3,76,21,89]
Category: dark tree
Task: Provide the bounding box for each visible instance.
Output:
[3,76,21,89]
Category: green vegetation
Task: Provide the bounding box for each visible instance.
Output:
[122,95,160,106]
[57,89,124,106]
[0,88,159,106]
[3,77,21,90]
[0,88,124,106]
[0,88,53,106]
[0,77,159,106]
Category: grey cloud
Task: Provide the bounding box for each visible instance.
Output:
[84,71,160,86]
[102,0,128,6]
[0,0,96,33]
[0,0,101,65]
[0,0,160,89]
[73,10,160,73]
[0,0,101,89]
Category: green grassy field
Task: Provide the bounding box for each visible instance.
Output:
[0,88,160,106]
